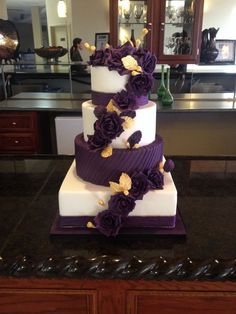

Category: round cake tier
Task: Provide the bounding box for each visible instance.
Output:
[91,66,129,94]
[82,100,157,149]
[75,133,163,186]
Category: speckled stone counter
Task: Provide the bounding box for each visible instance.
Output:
[0,155,236,280]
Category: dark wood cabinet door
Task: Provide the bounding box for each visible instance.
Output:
[109,0,204,64]
[127,291,236,314]
[0,289,97,314]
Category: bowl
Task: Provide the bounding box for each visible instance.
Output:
[34,46,68,60]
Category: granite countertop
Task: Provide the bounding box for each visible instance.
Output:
[0,155,236,280]
[0,92,236,113]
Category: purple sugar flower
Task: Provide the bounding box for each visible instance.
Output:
[127,131,142,149]
[129,172,150,200]
[146,168,164,190]
[108,193,136,217]
[127,73,154,97]
[164,159,175,172]
[87,131,111,151]
[134,49,157,73]
[94,111,124,140]
[112,90,138,110]
[94,209,122,237]
[89,49,111,66]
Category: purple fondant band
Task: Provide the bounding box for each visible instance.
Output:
[92,91,115,106]
[92,90,148,107]
[59,215,176,229]
[75,134,163,186]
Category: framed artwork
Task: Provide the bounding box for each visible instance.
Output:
[95,33,110,50]
[215,40,236,64]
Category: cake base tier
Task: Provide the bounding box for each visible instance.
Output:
[59,160,177,218]
[50,209,185,236]
[75,134,164,186]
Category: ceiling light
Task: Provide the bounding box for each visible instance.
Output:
[57,0,67,18]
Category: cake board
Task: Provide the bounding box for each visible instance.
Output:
[50,208,186,236]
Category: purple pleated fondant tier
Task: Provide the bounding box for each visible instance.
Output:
[59,215,176,229]
[75,134,163,186]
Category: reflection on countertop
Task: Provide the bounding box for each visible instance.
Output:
[0,92,235,112]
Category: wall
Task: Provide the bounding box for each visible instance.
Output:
[70,0,109,61]
[203,0,236,39]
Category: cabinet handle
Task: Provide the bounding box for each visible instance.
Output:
[161,22,165,26]
[12,122,17,126]
[14,140,19,144]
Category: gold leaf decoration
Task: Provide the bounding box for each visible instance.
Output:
[140,28,149,40]
[105,43,110,49]
[131,70,141,76]
[109,173,132,195]
[135,38,141,48]
[122,116,135,129]
[134,143,140,149]
[121,55,138,71]
[98,200,105,206]
[87,221,95,229]
[159,161,164,173]
[101,145,113,158]
[106,100,120,114]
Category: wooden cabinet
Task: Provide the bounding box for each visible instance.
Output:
[109,0,204,64]
[0,111,39,153]
[1,279,236,314]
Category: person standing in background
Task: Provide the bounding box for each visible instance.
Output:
[70,37,83,62]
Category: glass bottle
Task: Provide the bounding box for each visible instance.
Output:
[130,29,136,47]
[162,67,174,106]
[157,65,166,99]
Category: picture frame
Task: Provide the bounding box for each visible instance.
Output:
[215,40,236,64]
[95,33,110,50]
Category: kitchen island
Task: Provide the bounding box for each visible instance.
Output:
[0,155,236,313]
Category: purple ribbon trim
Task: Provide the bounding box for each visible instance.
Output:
[92,91,148,107]
[59,215,176,228]
[92,91,115,106]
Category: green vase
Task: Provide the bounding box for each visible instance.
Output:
[157,65,166,99]
[162,68,173,106]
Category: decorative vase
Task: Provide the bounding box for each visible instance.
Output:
[157,65,166,99]
[162,68,173,106]
[200,27,219,64]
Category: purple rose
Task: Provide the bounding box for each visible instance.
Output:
[89,49,111,66]
[112,90,138,110]
[129,172,150,200]
[94,112,124,140]
[94,209,122,237]
[146,168,164,190]
[134,49,157,73]
[108,193,136,216]
[107,42,135,75]
[119,109,136,119]
[94,106,107,119]
[127,73,154,97]
[164,159,175,172]
[87,131,111,151]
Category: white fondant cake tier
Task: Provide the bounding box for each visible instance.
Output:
[82,100,157,149]
[91,66,129,93]
[59,160,177,217]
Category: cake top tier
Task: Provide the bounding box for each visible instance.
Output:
[88,41,157,109]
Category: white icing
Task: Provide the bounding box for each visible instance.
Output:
[82,100,157,149]
[91,66,129,93]
[59,160,177,217]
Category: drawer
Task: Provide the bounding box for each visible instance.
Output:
[0,112,37,132]
[0,133,38,152]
